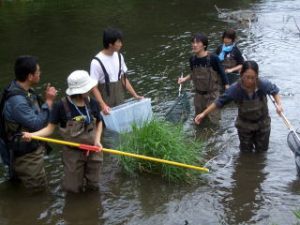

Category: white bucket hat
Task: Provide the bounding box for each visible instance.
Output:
[66,70,98,95]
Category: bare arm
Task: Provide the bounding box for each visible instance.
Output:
[92,86,110,115]
[94,121,103,148]
[22,123,56,141]
[225,64,242,74]
[44,83,57,109]
[178,74,191,84]
[273,93,283,115]
[194,103,218,124]
[122,77,143,99]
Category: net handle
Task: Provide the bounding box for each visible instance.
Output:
[178,73,183,97]
[268,94,300,143]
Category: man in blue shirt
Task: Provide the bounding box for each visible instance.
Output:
[2,55,57,189]
[195,60,283,152]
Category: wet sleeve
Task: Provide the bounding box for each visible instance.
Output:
[90,98,103,122]
[233,47,244,65]
[189,56,193,71]
[214,84,237,108]
[211,55,229,85]
[5,95,49,131]
[215,45,222,55]
[49,101,63,125]
[260,79,280,95]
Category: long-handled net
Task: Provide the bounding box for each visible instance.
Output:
[165,72,190,123]
[165,91,190,123]
[269,95,300,173]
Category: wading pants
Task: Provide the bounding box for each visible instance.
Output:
[13,146,47,189]
[62,148,103,193]
[194,91,220,124]
[237,123,271,152]
[98,81,125,107]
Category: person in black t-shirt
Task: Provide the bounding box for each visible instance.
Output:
[23,70,103,193]
[178,32,229,125]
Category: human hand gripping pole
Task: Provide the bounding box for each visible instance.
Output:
[178,72,183,97]
[30,136,209,173]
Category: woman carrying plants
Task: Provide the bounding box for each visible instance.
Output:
[23,70,103,193]
[195,60,283,152]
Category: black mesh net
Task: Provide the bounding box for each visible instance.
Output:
[165,92,190,123]
[287,129,300,155]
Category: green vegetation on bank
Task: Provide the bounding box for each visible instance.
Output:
[294,210,300,221]
[118,119,204,183]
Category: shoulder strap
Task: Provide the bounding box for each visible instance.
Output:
[0,83,27,140]
[206,52,212,68]
[93,57,110,96]
[61,97,72,120]
[118,52,122,80]
[28,88,44,107]
[84,97,92,114]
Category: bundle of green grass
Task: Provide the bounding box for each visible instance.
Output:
[118,119,205,183]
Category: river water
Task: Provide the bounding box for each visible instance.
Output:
[1,0,300,224]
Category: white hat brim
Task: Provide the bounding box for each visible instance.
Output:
[66,78,97,95]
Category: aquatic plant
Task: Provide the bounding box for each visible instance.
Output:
[118,119,204,183]
[294,210,300,220]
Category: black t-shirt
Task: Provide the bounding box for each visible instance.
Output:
[215,45,244,65]
[189,53,229,85]
[50,97,102,128]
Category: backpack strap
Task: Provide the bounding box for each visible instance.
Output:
[93,57,111,96]
[0,82,32,141]
[61,97,72,120]
[206,52,212,68]
[83,97,93,120]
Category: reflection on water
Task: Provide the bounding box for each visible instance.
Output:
[63,192,104,225]
[222,152,267,224]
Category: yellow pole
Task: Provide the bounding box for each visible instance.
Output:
[32,136,209,173]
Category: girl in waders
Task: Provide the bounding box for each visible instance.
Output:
[178,32,229,125]
[23,70,103,193]
[215,29,244,85]
[195,60,283,152]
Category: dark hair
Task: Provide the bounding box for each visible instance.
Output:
[103,27,123,49]
[240,60,259,76]
[191,33,208,50]
[14,55,38,82]
[222,29,236,42]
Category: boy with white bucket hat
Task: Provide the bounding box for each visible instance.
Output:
[23,70,103,193]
